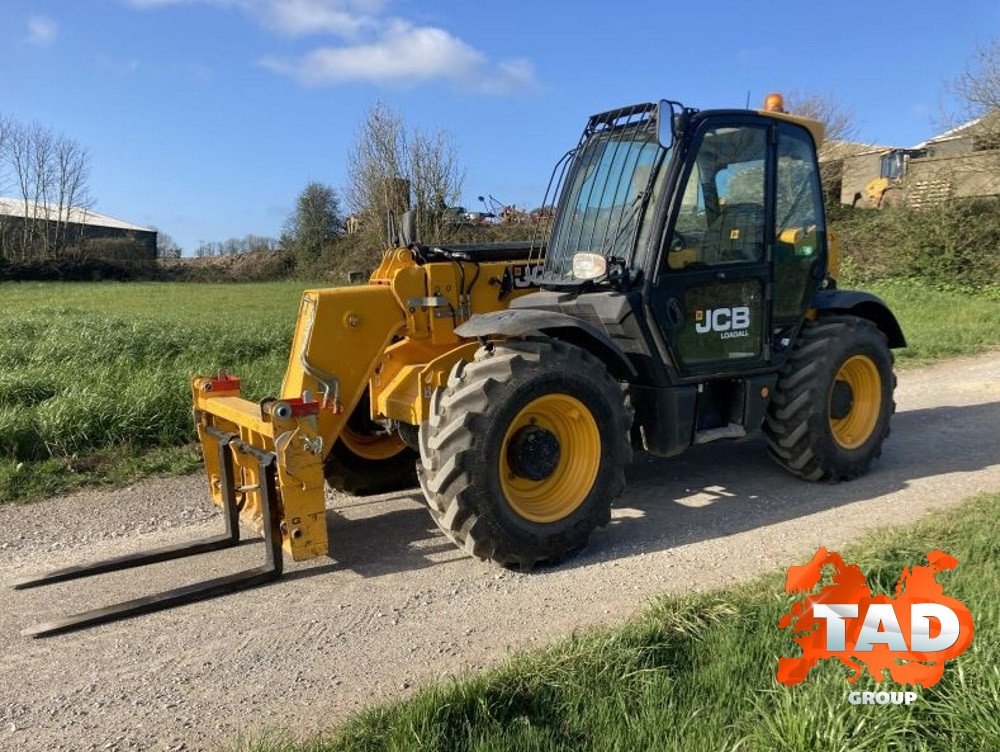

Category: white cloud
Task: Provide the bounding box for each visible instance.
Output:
[124,0,383,36]
[124,0,538,93]
[26,15,57,47]
[262,0,382,37]
[261,19,537,92]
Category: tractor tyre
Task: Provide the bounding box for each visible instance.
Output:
[764,315,895,481]
[418,340,632,570]
[324,390,418,496]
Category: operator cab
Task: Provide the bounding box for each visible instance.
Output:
[528,96,829,382]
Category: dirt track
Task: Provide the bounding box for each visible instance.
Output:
[1,353,998,751]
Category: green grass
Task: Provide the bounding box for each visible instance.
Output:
[1,278,999,502]
[864,280,1000,366]
[0,281,310,501]
[0,445,203,502]
[236,492,1000,752]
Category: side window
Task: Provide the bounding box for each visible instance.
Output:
[666,125,767,269]
[879,151,904,180]
[774,125,826,322]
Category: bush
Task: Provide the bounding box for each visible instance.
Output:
[156,250,295,283]
[834,198,1000,290]
[0,255,149,282]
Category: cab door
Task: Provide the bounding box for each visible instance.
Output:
[649,117,774,379]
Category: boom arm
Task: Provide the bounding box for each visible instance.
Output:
[193,246,539,563]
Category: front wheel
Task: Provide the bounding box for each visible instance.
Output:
[418,340,632,569]
[324,390,418,495]
[764,316,896,481]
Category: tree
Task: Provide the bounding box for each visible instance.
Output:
[0,115,92,259]
[410,127,463,239]
[785,91,858,148]
[193,234,279,257]
[945,39,1000,152]
[195,241,221,258]
[155,230,182,258]
[346,102,464,249]
[282,181,343,266]
[951,39,1000,119]
[52,135,90,252]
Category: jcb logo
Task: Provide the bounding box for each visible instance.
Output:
[695,306,750,334]
[512,263,544,289]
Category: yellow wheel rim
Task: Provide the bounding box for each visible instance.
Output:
[499,394,601,523]
[829,355,881,450]
[340,425,408,461]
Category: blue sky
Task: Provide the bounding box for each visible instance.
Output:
[2,0,998,254]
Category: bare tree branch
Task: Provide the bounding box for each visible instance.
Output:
[0,116,92,259]
[951,39,1000,119]
[785,90,859,149]
[346,102,463,247]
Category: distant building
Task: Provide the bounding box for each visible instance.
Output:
[905,113,1000,207]
[0,197,157,259]
[818,141,899,208]
[820,111,1000,209]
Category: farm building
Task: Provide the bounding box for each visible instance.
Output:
[817,140,899,208]
[821,111,1000,208]
[904,113,1000,207]
[0,197,157,260]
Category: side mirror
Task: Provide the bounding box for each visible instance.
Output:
[657,100,675,149]
[657,99,688,149]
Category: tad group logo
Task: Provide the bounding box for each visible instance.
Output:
[777,548,974,688]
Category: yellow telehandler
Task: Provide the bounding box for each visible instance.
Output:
[15,94,904,637]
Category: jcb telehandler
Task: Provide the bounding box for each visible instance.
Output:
[15,94,904,637]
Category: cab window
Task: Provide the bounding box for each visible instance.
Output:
[666,125,768,269]
[773,124,826,322]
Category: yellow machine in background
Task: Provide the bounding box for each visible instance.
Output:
[865,176,899,208]
[863,147,920,208]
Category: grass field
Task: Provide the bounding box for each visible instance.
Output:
[1,278,999,502]
[864,280,1000,364]
[237,492,1000,752]
[0,281,308,501]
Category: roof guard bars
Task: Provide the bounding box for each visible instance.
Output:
[12,425,284,638]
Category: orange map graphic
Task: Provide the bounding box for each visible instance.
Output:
[777,548,974,687]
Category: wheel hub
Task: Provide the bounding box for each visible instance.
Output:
[498,392,601,524]
[830,380,854,420]
[506,425,561,481]
[829,354,882,450]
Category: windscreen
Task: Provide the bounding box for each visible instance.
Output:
[544,119,665,280]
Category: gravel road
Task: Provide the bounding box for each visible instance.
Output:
[1,352,998,751]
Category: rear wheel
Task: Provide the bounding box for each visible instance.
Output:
[324,390,418,495]
[418,340,632,569]
[764,316,895,481]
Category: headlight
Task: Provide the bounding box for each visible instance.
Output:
[572,252,607,280]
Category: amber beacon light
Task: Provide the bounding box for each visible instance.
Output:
[763,92,786,113]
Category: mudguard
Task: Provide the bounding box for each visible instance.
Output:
[811,289,906,348]
[455,309,638,379]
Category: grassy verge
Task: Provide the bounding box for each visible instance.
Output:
[239,492,1000,752]
[2,278,1000,502]
[864,280,1000,366]
[0,445,203,502]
